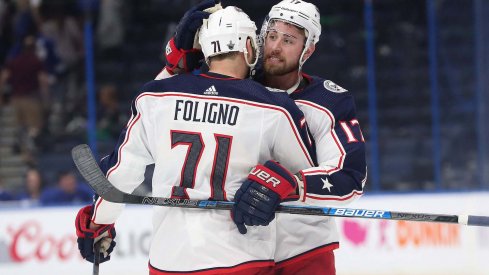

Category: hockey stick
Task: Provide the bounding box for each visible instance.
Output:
[72,144,489,227]
[93,241,101,275]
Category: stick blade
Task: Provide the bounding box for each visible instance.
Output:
[71,144,122,202]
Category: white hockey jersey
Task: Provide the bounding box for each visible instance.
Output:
[91,72,315,273]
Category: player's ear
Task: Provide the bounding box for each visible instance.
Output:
[246,37,256,64]
[302,44,316,63]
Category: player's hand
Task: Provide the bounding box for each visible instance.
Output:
[175,0,220,50]
[165,0,221,73]
[75,205,116,263]
[232,160,298,234]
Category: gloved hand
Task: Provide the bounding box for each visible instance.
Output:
[75,205,116,263]
[165,0,221,73]
[232,160,298,234]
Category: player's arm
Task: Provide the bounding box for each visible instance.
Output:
[93,92,155,224]
[296,96,367,206]
[269,108,316,172]
[75,88,154,263]
[232,106,315,234]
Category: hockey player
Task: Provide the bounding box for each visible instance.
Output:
[160,1,368,274]
[248,2,367,274]
[75,6,316,275]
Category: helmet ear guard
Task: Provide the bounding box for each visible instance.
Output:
[198,6,259,70]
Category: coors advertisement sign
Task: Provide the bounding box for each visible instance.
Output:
[0,206,152,275]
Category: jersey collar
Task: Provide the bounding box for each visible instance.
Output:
[290,72,312,94]
[199,72,240,80]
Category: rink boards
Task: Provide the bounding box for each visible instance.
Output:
[0,192,488,275]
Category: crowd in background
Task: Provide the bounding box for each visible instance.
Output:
[0,0,128,205]
[0,0,487,205]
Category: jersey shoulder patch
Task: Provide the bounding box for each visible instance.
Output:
[323,80,348,93]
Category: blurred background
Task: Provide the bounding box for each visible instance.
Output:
[0,0,488,274]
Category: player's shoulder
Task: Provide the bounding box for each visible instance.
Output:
[238,79,297,106]
[265,89,305,119]
[139,79,164,93]
[298,75,353,104]
[236,79,303,117]
[131,74,196,98]
[142,74,195,92]
[305,75,350,96]
[295,75,358,115]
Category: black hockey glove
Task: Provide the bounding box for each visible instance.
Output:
[232,160,298,234]
[165,0,220,73]
[75,205,116,263]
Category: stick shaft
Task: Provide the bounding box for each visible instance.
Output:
[93,241,101,275]
[72,144,489,227]
[467,215,489,226]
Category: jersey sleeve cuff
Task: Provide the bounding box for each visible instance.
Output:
[295,171,306,202]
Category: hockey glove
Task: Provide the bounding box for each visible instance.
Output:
[165,0,221,73]
[75,205,116,263]
[232,160,298,234]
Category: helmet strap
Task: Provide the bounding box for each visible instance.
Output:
[244,37,259,70]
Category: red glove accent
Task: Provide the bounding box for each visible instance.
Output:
[247,161,297,200]
[75,205,115,239]
[75,205,116,263]
[165,37,203,73]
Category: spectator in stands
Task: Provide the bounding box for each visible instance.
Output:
[97,83,128,141]
[17,167,44,202]
[0,34,50,157]
[96,0,125,58]
[5,0,36,60]
[40,2,83,116]
[0,178,15,201]
[4,0,59,86]
[39,170,93,205]
[40,2,83,74]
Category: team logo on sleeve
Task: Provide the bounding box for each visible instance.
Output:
[324,80,348,93]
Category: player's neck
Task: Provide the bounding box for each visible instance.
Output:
[263,70,301,91]
[208,60,247,79]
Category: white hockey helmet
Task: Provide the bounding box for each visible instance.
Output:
[199,6,259,69]
[261,0,321,66]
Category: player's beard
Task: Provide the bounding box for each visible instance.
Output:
[263,53,299,76]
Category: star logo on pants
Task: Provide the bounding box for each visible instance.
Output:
[321,178,333,192]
